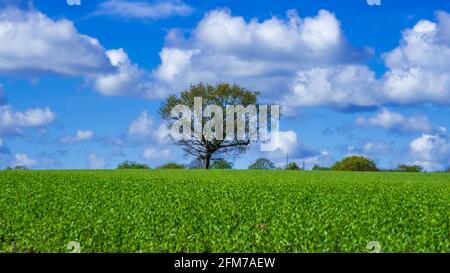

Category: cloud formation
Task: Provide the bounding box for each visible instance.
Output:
[408,129,450,171]
[61,130,94,144]
[0,105,56,137]
[356,108,432,133]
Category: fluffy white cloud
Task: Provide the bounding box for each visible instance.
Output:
[61,130,94,144]
[142,147,171,161]
[152,9,370,99]
[0,105,55,136]
[12,153,37,168]
[0,8,154,98]
[95,0,193,20]
[362,142,390,155]
[128,111,153,137]
[381,12,450,105]
[87,153,107,169]
[356,108,432,133]
[0,8,113,76]
[286,65,379,109]
[94,48,153,97]
[409,130,450,171]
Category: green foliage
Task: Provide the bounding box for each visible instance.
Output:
[248,158,275,170]
[1,170,449,252]
[159,82,260,169]
[312,165,331,171]
[117,161,150,170]
[395,165,423,173]
[158,162,186,169]
[285,162,301,170]
[332,156,378,172]
[210,159,233,169]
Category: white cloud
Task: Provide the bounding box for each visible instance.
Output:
[0,8,113,77]
[0,105,55,137]
[94,48,153,97]
[381,12,450,105]
[87,153,107,169]
[362,142,390,155]
[356,108,432,133]
[0,8,155,98]
[96,0,193,20]
[286,65,379,109]
[128,111,153,137]
[61,130,94,144]
[142,147,171,161]
[409,131,450,171]
[152,9,370,99]
[12,153,37,168]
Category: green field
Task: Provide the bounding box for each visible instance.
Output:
[1,170,450,253]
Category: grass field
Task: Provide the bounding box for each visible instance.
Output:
[1,170,450,253]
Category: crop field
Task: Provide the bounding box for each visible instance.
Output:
[0,170,450,253]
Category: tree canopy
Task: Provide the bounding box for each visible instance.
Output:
[248,158,275,170]
[160,83,259,169]
[332,156,378,172]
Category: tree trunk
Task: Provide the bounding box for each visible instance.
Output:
[204,154,211,169]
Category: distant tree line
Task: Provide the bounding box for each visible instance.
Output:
[113,155,448,173]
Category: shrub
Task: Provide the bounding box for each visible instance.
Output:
[158,162,186,169]
[331,156,378,172]
[248,158,275,170]
[396,165,423,173]
[285,162,301,170]
[210,160,233,169]
[117,161,150,170]
[312,165,331,171]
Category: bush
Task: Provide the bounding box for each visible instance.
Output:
[396,165,423,173]
[158,162,186,169]
[210,160,233,169]
[332,156,378,172]
[312,165,331,171]
[285,162,301,170]
[248,158,275,170]
[117,161,150,170]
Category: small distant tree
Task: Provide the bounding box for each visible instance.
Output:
[446,167,450,173]
[285,162,301,170]
[14,166,28,170]
[158,162,186,169]
[312,165,331,171]
[332,156,378,172]
[248,158,275,170]
[210,159,233,169]
[396,165,423,173]
[117,161,150,169]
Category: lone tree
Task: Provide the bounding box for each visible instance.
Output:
[160,83,260,169]
[248,158,275,170]
[332,156,378,172]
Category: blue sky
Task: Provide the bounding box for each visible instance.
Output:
[1,0,450,171]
